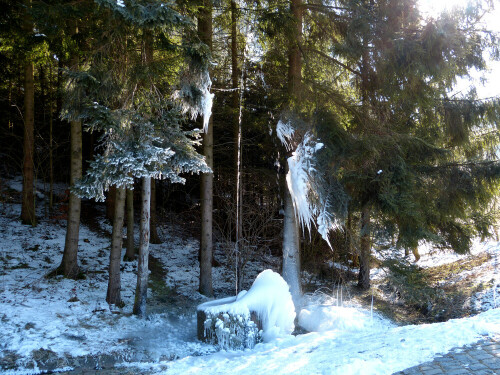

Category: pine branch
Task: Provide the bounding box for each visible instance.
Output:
[303,47,361,76]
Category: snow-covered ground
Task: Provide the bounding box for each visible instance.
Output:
[1,176,500,374]
[128,308,500,375]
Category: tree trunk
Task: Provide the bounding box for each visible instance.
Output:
[231,0,243,245]
[49,62,54,211]
[150,178,161,244]
[106,186,116,221]
[133,178,151,317]
[21,0,36,226]
[61,27,82,279]
[288,0,302,99]
[198,0,214,297]
[281,0,303,309]
[358,205,371,289]
[124,187,135,261]
[282,187,301,308]
[106,187,125,306]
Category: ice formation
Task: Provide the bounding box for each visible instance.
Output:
[277,119,340,247]
[276,120,295,151]
[174,71,214,134]
[286,132,321,235]
[198,270,296,349]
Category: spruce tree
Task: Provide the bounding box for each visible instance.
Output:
[317,0,500,287]
[65,0,212,310]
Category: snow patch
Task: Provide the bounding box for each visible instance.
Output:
[298,305,392,333]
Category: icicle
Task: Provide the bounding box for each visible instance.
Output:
[201,85,214,134]
[340,285,343,307]
[371,293,374,322]
[276,120,295,151]
[494,284,497,308]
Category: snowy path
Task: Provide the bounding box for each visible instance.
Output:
[395,336,500,375]
[53,337,500,374]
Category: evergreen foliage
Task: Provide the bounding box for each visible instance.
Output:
[1,0,500,297]
[57,0,211,201]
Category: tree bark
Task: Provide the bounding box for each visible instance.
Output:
[124,187,135,261]
[21,0,36,226]
[61,26,82,279]
[288,0,302,99]
[49,62,54,212]
[281,0,303,309]
[282,186,301,308]
[133,178,151,317]
[198,0,214,297]
[150,178,161,244]
[61,118,82,278]
[231,0,243,244]
[358,205,371,289]
[106,187,125,306]
[106,186,116,221]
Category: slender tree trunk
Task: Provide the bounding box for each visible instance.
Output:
[288,0,302,98]
[133,178,151,317]
[199,0,214,297]
[231,0,243,244]
[106,186,116,221]
[281,0,303,308]
[133,30,154,316]
[56,59,62,120]
[21,0,36,226]
[150,178,161,244]
[61,27,82,279]
[49,62,54,211]
[282,187,301,307]
[200,118,214,296]
[358,205,371,289]
[124,187,135,261]
[106,187,126,306]
[8,78,12,129]
[346,207,358,267]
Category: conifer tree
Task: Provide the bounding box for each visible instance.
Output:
[282,0,304,308]
[21,0,36,226]
[60,22,83,279]
[263,0,500,291]
[66,0,212,310]
[316,0,500,287]
[198,0,215,297]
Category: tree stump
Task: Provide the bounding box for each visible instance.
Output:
[197,296,263,350]
[197,270,296,350]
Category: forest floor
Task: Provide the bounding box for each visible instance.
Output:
[1,175,500,374]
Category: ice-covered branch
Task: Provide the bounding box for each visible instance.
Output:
[277,120,342,247]
[174,70,214,133]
